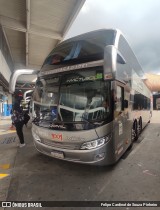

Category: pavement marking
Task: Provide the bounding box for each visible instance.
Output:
[0,164,10,170]
[0,174,9,179]
[143,170,157,177]
[0,130,16,135]
[0,136,17,145]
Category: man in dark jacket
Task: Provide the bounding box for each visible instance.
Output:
[12,93,25,147]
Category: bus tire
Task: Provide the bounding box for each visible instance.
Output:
[138,118,142,135]
[132,121,138,142]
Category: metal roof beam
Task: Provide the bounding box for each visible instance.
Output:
[26,0,30,67]
[62,0,86,38]
[0,15,26,32]
[26,0,30,30]
[1,27,15,70]
[0,15,62,40]
[29,27,62,40]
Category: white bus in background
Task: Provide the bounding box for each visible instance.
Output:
[156,98,160,110]
[9,29,152,165]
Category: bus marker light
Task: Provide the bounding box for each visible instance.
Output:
[117,147,123,155]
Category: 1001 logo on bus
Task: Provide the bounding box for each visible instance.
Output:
[51,133,62,141]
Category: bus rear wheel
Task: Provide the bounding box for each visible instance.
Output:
[137,118,142,135]
[132,121,138,142]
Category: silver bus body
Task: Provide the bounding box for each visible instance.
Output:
[11,29,152,165]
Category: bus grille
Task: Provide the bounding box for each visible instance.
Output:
[40,138,80,150]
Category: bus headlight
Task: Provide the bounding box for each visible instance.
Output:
[80,135,110,150]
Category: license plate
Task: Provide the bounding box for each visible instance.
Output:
[51,150,64,159]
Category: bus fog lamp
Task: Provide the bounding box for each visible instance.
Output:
[80,137,106,150]
[95,153,105,160]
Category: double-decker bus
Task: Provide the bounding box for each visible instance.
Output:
[10,29,152,165]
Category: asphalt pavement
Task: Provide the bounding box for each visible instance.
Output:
[0,112,160,210]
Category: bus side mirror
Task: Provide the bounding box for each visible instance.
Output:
[124,99,128,108]
[9,69,38,94]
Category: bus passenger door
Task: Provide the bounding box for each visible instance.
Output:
[114,83,131,159]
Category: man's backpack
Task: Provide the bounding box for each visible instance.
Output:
[23,112,30,126]
[11,110,24,124]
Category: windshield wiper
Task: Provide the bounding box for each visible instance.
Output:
[51,120,99,128]
[82,118,105,126]
[33,117,53,123]
[52,120,86,125]
[33,117,106,129]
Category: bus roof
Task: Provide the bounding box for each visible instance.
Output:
[60,28,121,46]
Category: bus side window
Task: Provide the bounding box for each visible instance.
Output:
[116,86,123,112]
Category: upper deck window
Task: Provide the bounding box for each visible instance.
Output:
[42,30,115,68]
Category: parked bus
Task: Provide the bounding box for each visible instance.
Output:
[156,98,160,110]
[10,29,152,165]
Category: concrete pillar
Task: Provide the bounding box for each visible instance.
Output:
[7,94,12,116]
[2,95,8,116]
[0,27,14,117]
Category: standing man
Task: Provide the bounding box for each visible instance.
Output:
[12,92,25,147]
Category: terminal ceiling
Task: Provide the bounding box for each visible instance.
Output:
[0,0,85,82]
[0,0,160,93]
[143,73,160,92]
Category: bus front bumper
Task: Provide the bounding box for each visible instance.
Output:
[33,139,115,166]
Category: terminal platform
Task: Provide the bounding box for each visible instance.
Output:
[0,112,160,210]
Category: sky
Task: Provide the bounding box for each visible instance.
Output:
[66,0,160,74]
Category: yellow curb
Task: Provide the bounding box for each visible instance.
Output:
[0,130,16,135]
[0,173,9,179]
[0,164,10,169]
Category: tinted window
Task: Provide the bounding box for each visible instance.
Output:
[42,30,115,67]
[133,92,150,110]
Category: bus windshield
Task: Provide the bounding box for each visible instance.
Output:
[33,69,111,130]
